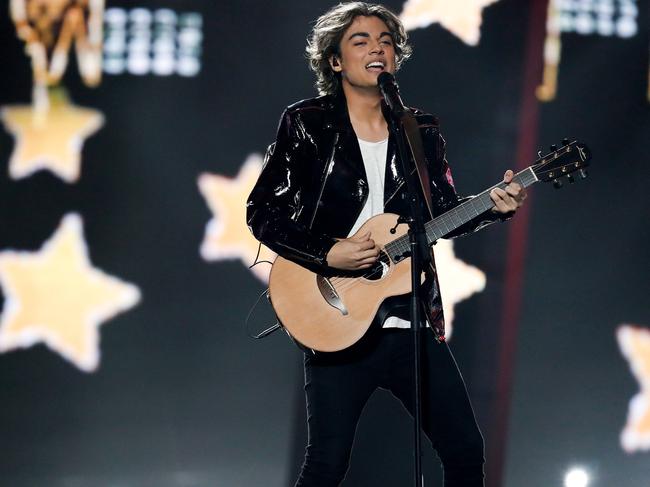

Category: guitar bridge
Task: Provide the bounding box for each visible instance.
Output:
[316,275,348,316]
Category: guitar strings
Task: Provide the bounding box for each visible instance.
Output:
[326,240,409,294]
[289,169,547,304]
[324,196,494,292]
[325,171,535,292]
[328,237,405,287]
[325,208,468,293]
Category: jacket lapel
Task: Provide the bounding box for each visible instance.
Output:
[324,91,368,182]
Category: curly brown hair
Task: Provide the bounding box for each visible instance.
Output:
[306,2,412,96]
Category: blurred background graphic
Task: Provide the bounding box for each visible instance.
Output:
[0,1,648,486]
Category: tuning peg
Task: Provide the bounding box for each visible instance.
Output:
[562,138,570,146]
[579,169,588,179]
[553,179,563,189]
[537,149,543,157]
[550,144,558,152]
[567,174,575,184]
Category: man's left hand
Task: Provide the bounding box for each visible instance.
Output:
[490,169,527,214]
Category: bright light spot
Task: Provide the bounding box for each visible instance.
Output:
[616,16,637,37]
[559,13,574,31]
[152,56,175,75]
[105,8,127,25]
[130,8,152,24]
[177,57,200,77]
[103,57,125,74]
[596,16,615,35]
[620,2,638,16]
[575,13,595,34]
[564,467,590,487]
[154,8,177,25]
[127,55,150,75]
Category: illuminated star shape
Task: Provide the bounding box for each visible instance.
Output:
[0,99,104,182]
[0,214,141,372]
[198,154,276,282]
[435,239,486,337]
[399,0,500,45]
[617,324,650,452]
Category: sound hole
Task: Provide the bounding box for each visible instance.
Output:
[362,250,391,282]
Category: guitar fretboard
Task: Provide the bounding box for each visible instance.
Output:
[384,167,538,261]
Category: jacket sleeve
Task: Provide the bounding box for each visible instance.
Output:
[246,109,337,269]
[430,131,513,239]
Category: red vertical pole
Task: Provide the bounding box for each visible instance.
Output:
[486,1,549,486]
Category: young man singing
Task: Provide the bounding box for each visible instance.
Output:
[246,3,526,486]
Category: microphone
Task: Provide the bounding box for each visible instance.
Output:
[377,72,407,116]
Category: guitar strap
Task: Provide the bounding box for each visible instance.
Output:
[397,112,437,285]
[399,113,434,221]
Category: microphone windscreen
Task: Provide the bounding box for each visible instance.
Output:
[377,71,395,88]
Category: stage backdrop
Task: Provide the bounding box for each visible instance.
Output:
[0,1,648,486]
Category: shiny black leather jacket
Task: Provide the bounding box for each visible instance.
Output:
[246,91,504,339]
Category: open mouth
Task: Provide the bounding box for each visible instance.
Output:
[365,61,385,72]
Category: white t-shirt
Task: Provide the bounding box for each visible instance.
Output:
[349,138,410,329]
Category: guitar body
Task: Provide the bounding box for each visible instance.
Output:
[269,213,415,352]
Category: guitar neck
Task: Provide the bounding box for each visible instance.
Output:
[383,167,538,261]
[425,166,538,243]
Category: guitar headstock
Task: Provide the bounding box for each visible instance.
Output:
[533,139,592,188]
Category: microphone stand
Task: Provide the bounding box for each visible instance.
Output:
[380,75,432,487]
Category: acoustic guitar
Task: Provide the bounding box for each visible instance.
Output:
[268,140,591,352]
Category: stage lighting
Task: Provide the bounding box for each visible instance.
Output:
[564,467,590,487]
[103,8,203,77]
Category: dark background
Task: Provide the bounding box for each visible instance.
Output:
[0,1,648,486]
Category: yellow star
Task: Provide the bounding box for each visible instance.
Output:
[617,324,650,452]
[435,239,486,337]
[0,214,141,372]
[0,97,103,182]
[399,0,500,45]
[198,154,276,282]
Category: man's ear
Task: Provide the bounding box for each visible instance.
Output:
[329,54,342,72]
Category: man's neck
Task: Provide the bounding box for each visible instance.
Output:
[342,82,388,142]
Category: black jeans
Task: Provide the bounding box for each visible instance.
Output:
[294,328,484,487]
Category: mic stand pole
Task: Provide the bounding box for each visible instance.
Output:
[385,106,431,487]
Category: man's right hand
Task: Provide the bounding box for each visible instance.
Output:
[326,231,380,270]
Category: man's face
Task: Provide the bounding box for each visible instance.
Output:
[332,15,396,92]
